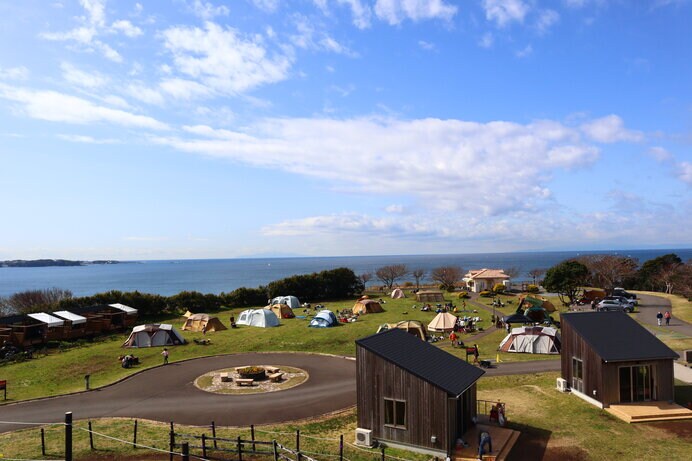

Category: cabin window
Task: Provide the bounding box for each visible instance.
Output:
[572,358,584,393]
[384,398,406,429]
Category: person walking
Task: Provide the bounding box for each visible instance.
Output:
[478,430,492,460]
[473,344,480,364]
[664,311,671,326]
[656,311,663,326]
[161,348,169,365]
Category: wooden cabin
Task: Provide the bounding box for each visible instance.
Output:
[0,314,47,348]
[52,310,89,340]
[108,303,138,327]
[560,311,678,408]
[27,313,68,341]
[72,305,120,333]
[355,329,485,457]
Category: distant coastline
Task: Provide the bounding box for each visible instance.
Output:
[0,259,121,268]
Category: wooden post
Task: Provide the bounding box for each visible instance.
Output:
[296,429,301,461]
[381,446,385,461]
[133,420,138,447]
[251,424,256,452]
[202,433,207,458]
[41,428,46,456]
[237,436,243,461]
[211,421,217,449]
[88,421,94,450]
[273,440,278,461]
[65,412,73,461]
[169,422,175,461]
[339,434,343,461]
[182,442,189,461]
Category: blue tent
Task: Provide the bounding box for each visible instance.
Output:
[309,310,338,328]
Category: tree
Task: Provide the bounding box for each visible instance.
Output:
[4,287,73,314]
[543,260,589,306]
[430,266,464,291]
[503,266,520,279]
[376,264,409,290]
[411,269,426,290]
[528,268,545,285]
[635,253,682,290]
[359,272,373,287]
[575,254,638,290]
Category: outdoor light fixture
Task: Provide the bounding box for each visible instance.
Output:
[430,436,437,443]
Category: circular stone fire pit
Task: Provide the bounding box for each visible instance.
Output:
[237,366,266,381]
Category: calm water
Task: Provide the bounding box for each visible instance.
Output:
[0,249,689,297]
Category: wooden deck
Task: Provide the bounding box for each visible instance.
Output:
[453,424,520,461]
[606,402,692,423]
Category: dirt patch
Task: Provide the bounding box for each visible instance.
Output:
[542,446,590,461]
[645,420,692,438]
[509,429,589,461]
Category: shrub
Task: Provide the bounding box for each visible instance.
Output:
[479,290,493,297]
[493,283,506,293]
[527,284,540,293]
[403,281,414,287]
[223,287,267,308]
[458,291,469,299]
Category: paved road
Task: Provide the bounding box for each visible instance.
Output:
[0,353,356,434]
[635,293,692,337]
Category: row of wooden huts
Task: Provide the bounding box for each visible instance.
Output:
[0,303,137,348]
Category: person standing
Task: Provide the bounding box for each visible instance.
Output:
[162,348,169,365]
[664,311,671,326]
[450,331,458,346]
[473,344,480,364]
[656,311,663,326]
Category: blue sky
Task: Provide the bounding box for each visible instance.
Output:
[0,0,690,260]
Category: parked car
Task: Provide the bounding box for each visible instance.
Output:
[612,288,638,304]
[603,296,636,310]
[597,299,634,313]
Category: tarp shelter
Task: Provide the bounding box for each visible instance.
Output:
[353,299,384,315]
[309,310,338,328]
[377,320,427,341]
[122,324,185,348]
[416,291,445,303]
[182,314,227,332]
[391,288,405,299]
[502,313,533,324]
[27,313,65,328]
[499,326,561,354]
[265,303,295,319]
[518,294,556,313]
[427,312,458,332]
[53,311,87,325]
[109,303,138,315]
[237,309,280,328]
[271,296,301,309]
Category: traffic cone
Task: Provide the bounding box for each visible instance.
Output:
[496,353,503,363]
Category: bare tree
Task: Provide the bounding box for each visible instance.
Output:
[652,261,687,294]
[411,269,426,290]
[528,268,545,285]
[376,264,409,290]
[4,287,73,314]
[431,266,464,291]
[359,272,373,287]
[576,255,638,289]
[503,266,520,279]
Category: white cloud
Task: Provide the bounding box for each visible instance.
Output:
[418,40,436,51]
[0,66,30,81]
[648,146,672,162]
[580,115,644,143]
[125,83,165,105]
[482,0,529,27]
[57,134,119,144]
[478,32,494,48]
[159,78,212,100]
[338,0,372,29]
[678,162,692,185]
[385,204,405,213]
[0,83,168,130]
[374,0,457,25]
[189,0,229,20]
[250,0,280,12]
[111,20,143,37]
[515,44,533,58]
[162,22,292,94]
[156,115,612,216]
[291,15,357,57]
[61,62,108,89]
[563,0,587,8]
[536,9,559,35]
[80,0,106,27]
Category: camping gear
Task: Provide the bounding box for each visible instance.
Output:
[309,310,338,328]
[415,291,445,303]
[353,299,384,315]
[498,326,561,354]
[123,324,186,348]
[265,303,296,319]
[270,296,301,309]
[427,312,458,332]
[390,288,405,299]
[181,314,227,332]
[376,320,427,341]
[236,309,280,328]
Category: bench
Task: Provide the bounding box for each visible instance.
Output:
[219,372,232,382]
[268,372,284,383]
[265,366,280,374]
[236,378,254,387]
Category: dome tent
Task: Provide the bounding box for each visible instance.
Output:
[271,296,301,309]
[309,310,338,328]
[353,298,384,315]
[377,320,427,341]
[265,303,295,319]
[123,324,186,348]
[237,309,280,328]
[390,288,405,299]
[182,314,227,332]
[499,326,561,354]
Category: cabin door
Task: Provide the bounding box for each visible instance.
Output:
[619,365,654,403]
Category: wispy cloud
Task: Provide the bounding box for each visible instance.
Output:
[580,115,644,143]
[57,134,120,144]
[482,0,529,27]
[374,0,457,25]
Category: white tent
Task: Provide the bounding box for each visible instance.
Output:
[498,326,561,354]
[27,313,65,328]
[270,296,301,309]
[237,309,280,328]
[427,312,458,332]
[109,303,138,315]
[391,288,405,299]
[123,324,186,348]
[53,310,87,325]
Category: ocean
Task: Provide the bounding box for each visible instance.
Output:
[0,249,689,298]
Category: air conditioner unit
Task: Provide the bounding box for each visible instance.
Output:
[556,378,569,393]
[355,428,373,447]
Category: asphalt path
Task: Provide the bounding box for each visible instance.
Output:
[0,353,356,434]
[635,293,692,336]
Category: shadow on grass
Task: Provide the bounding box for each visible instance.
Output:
[507,423,589,461]
[674,382,692,408]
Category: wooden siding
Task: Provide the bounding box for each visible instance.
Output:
[357,346,452,453]
[601,360,674,406]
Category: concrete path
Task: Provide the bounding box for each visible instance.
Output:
[673,363,692,384]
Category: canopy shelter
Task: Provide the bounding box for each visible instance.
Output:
[109,303,138,315]
[353,299,384,315]
[237,309,280,328]
[309,310,338,328]
[182,314,227,332]
[427,312,458,332]
[52,310,89,339]
[0,314,47,347]
[122,324,185,348]
[53,311,87,325]
[27,313,65,328]
[499,326,561,354]
[271,296,301,309]
[390,288,405,299]
[265,303,295,319]
[376,320,427,341]
[415,291,445,303]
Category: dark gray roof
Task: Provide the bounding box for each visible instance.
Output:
[561,311,679,362]
[356,328,485,396]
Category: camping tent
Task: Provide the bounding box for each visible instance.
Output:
[182,314,227,332]
[427,312,458,332]
[416,291,445,303]
[123,324,186,348]
[498,326,561,354]
[183,310,194,318]
[390,288,405,299]
[377,320,427,341]
[309,310,338,328]
[271,296,301,309]
[237,309,280,328]
[265,303,295,319]
[353,299,384,315]
[518,294,556,313]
